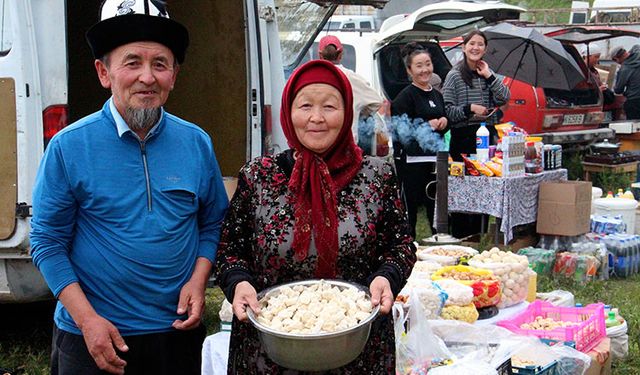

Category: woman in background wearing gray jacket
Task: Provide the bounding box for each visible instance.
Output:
[442,30,510,239]
[443,30,510,162]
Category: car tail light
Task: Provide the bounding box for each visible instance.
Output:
[585,111,605,125]
[43,105,68,148]
[542,114,563,128]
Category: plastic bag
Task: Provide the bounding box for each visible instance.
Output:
[607,320,629,360]
[427,360,497,375]
[429,320,537,370]
[535,290,575,307]
[393,291,451,375]
[431,265,501,308]
[440,304,479,324]
[549,344,591,375]
[396,282,448,319]
[433,279,474,306]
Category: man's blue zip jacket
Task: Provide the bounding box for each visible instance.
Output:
[30,100,229,335]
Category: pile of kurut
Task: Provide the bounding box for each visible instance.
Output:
[256,280,373,334]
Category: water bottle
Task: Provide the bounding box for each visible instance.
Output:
[476,122,490,162]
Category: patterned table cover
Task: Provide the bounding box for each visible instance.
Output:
[435,169,568,244]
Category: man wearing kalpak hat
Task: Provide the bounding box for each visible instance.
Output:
[29,1,229,374]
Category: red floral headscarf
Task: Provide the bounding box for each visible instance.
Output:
[280,59,363,278]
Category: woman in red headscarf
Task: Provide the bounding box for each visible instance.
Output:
[214,60,416,373]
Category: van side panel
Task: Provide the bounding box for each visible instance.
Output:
[67,2,249,177]
[67,3,110,122]
[166,1,248,177]
[0,78,17,240]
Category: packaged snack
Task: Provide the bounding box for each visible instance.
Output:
[469,248,530,308]
[440,303,479,324]
[485,161,502,177]
[461,155,480,176]
[450,162,464,176]
[495,122,514,139]
[470,160,494,177]
[431,265,502,308]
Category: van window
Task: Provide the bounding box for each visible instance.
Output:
[0,0,12,55]
[360,21,372,29]
[343,22,356,29]
[323,21,342,31]
[276,0,333,69]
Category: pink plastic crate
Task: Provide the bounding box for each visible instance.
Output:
[497,300,606,352]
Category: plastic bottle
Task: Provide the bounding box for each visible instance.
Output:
[476,122,490,162]
[525,141,537,174]
[616,188,624,198]
[554,144,563,168]
[526,267,537,303]
[606,191,614,198]
[606,311,621,328]
[622,189,636,200]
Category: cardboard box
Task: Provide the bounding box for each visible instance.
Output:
[585,337,612,375]
[537,181,592,236]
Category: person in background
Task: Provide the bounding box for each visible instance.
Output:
[581,45,615,105]
[318,35,383,144]
[391,42,448,238]
[442,30,510,239]
[214,59,416,374]
[612,45,640,120]
[29,1,228,374]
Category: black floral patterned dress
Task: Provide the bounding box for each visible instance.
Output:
[214,150,416,374]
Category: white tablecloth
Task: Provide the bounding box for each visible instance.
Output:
[474,301,529,326]
[201,331,230,375]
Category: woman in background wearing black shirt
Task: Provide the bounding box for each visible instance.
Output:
[391,42,448,238]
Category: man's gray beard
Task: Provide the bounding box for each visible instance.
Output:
[124,107,161,132]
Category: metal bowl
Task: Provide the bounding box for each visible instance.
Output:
[247,279,380,372]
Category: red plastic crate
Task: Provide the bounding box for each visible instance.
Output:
[497,300,606,352]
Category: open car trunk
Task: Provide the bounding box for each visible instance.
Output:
[372,1,524,101]
[377,42,451,101]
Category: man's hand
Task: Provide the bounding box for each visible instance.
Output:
[80,315,128,374]
[369,276,393,315]
[232,281,261,322]
[172,278,206,330]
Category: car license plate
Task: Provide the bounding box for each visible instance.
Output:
[562,114,584,125]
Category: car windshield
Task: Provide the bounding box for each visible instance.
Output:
[276,0,333,69]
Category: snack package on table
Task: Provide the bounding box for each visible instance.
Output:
[431,265,501,308]
[469,248,530,308]
[433,279,474,306]
[395,280,448,320]
[416,245,478,267]
[440,303,479,324]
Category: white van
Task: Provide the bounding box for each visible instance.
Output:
[571,0,640,24]
[0,0,383,303]
[323,15,377,31]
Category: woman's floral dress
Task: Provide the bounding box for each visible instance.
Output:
[214,150,416,374]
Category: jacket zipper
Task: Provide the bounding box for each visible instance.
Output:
[140,141,152,211]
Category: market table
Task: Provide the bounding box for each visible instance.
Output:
[435,169,568,244]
